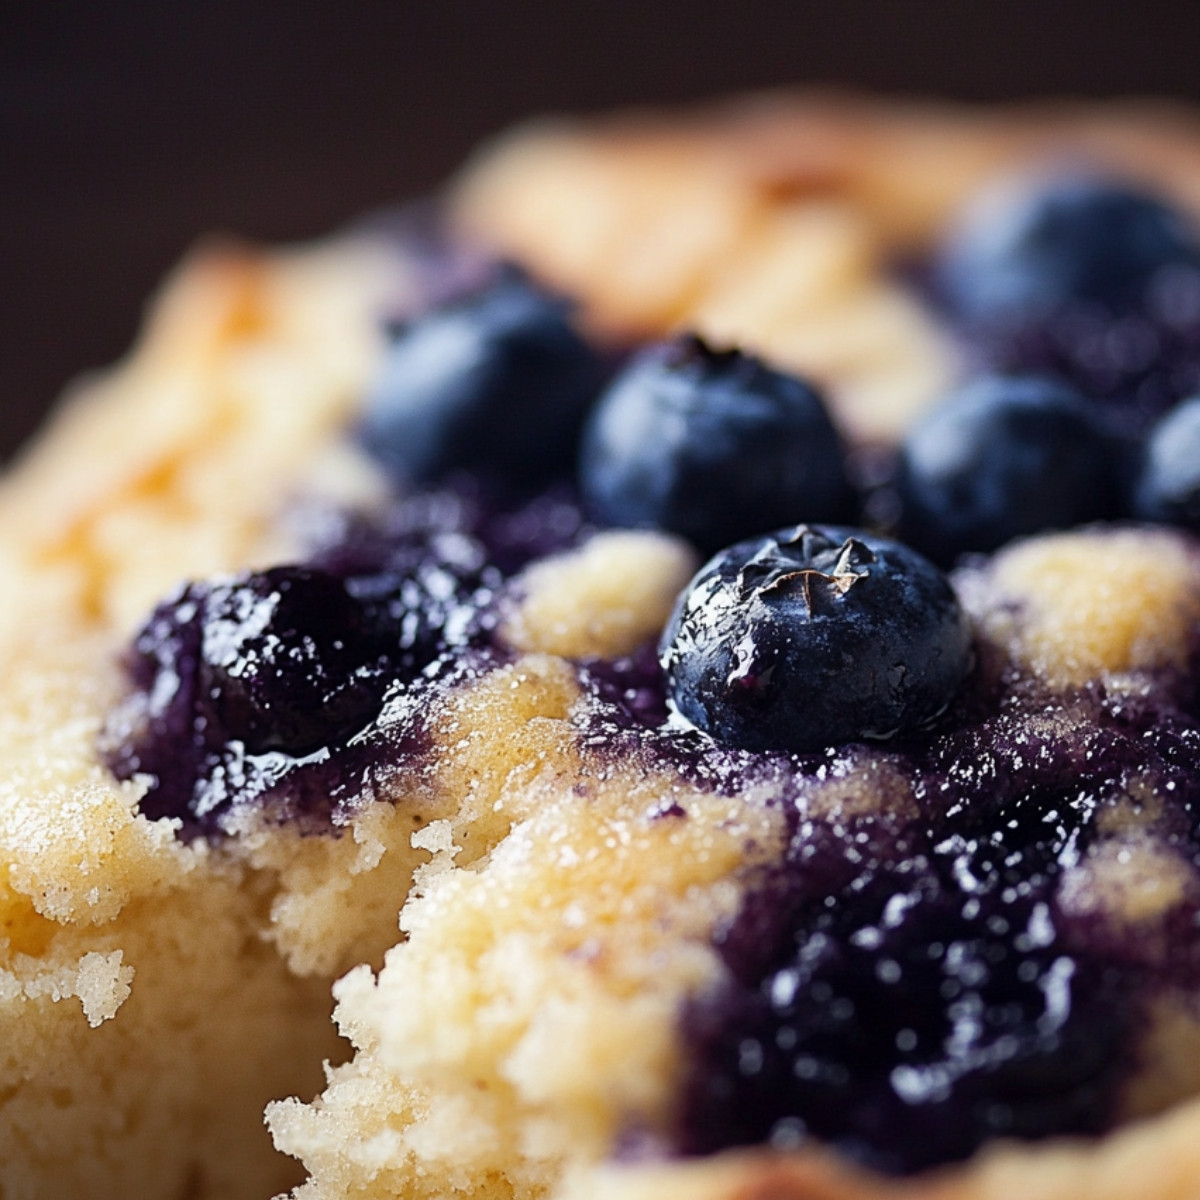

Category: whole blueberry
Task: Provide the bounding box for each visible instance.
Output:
[580,335,854,555]
[896,376,1120,565]
[360,265,605,488]
[198,567,390,755]
[107,566,395,829]
[938,175,1200,323]
[1132,395,1200,529]
[660,525,972,754]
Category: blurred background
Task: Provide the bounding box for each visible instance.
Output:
[4,0,1200,460]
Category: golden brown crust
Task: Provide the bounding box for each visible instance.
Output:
[0,236,400,637]
[456,91,1200,261]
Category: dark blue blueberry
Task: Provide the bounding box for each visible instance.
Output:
[936,177,1200,432]
[360,265,606,489]
[580,335,854,555]
[107,580,211,821]
[343,547,499,675]
[896,376,1121,565]
[104,482,588,836]
[106,566,395,831]
[1132,396,1200,530]
[938,175,1200,324]
[195,567,391,755]
[659,525,972,754]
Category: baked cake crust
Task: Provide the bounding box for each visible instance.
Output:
[6,92,1200,1200]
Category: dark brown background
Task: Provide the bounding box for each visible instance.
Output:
[4,1,1200,461]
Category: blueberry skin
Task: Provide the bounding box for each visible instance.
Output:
[938,175,1200,323]
[110,566,394,828]
[660,525,972,754]
[897,376,1120,565]
[580,335,854,555]
[361,266,605,488]
[1133,396,1200,529]
[197,567,391,755]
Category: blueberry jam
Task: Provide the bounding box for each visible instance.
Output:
[675,642,1200,1174]
[684,856,1136,1172]
[103,485,587,836]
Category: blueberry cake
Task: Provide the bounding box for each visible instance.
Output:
[8,94,1200,1200]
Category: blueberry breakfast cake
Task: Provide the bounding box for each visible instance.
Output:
[9,93,1200,1200]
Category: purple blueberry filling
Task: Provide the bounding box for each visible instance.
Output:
[105,563,432,836]
[682,839,1135,1172]
[103,484,587,837]
[673,654,1200,1173]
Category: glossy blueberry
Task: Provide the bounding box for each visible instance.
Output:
[938,175,1200,323]
[660,525,972,754]
[108,580,212,819]
[1132,396,1200,529]
[105,488,579,834]
[107,566,394,831]
[196,567,391,755]
[580,335,854,555]
[343,552,500,676]
[360,266,605,488]
[896,376,1120,565]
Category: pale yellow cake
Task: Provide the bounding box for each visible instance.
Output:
[4,94,1200,1200]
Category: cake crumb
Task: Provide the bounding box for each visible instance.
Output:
[502,531,697,660]
[75,950,134,1026]
[970,528,1200,689]
[411,819,462,894]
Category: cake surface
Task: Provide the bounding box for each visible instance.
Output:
[6,93,1200,1200]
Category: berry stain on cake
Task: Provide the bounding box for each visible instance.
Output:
[103,482,589,836]
[675,655,1200,1173]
